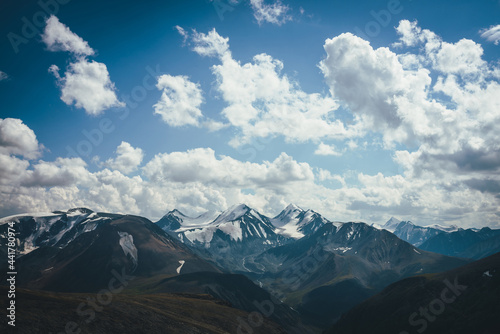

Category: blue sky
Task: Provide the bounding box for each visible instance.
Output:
[1,0,500,227]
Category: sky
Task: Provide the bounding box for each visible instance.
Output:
[1,0,500,228]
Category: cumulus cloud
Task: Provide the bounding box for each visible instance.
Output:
[50,58,124,115]
[434,39,486,75]
[480,24,500,45]
[143,148,314,189]
[314,143,343,156]
[42,15,94,56]
[186,29,350,147]
[0,118,41,159]
[0,117,498,226]
[104,141,144,174]
[250,0,292,26]
[153,75,204,126]
[0,71,8,81]
[21,157,91,188]
[42,16,123,115]
[2,22,500,228]
[191,28,230,58]
[203,119,229,132]
[320,31,436,145]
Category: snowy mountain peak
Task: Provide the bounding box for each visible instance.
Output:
[383,217,402,232]
[272,204,304,227]
[157,209,220,232]
[284,203,303,213]
[169,209,187,217]
[212,203,253,224]
[272,206,330,239]
[0,209,111,255]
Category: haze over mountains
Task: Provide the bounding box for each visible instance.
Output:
[1,204,499,333]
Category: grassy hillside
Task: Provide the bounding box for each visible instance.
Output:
[0,286,286,334]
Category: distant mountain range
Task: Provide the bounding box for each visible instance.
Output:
[380,217,500,260]
[1,205,499,333]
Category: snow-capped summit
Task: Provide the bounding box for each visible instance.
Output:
[272,203,304,227]
[156,209,220,232]
[157,204,283,246]
[382,217,402,232]
[212,203,255,225]
[271,205,332,239]
[155,204,291,272]
[381,218,461,246]
[0,208,110,255]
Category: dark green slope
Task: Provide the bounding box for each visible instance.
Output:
[0,286,286,334]
[129,271,312,334]
[326,252,500,334]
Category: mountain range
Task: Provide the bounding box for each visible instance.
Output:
[380,217,500,260]
[1,205,499,333]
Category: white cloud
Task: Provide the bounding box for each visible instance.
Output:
[175,25,188,44]
[188,29,350,146]
[21,157,92,188]
[153,75,204,127]
[50,58,124,115]
[43,16,123,115]
[0,154,30,185]
[314,142,343,156]
[203,119,229,132]
[142,148,314,189]
[320,31,433,143]
[250,0,292,26]
[434,39,486,75]
[191,28,230,58]
[480,24,500,45]
[42,15,94,56]
[2,22,500,228]
[0,118,41,159]
[0,71,8,81]
[104,141,144,174]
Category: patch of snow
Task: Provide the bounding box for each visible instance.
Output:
[213,204,249,225]
[256,222,267,238]
[424,224,460,232]
[184,227,216,245]
[177,260,185,274]
[413,248,421,254]
[0,212,60,224]
[332,247,352,253]
[483,270,493,277]
[174,210,220,231]
[276,225,305,239]
[218,221,243,241]
[346,226,354,240]
[118,232,138,267]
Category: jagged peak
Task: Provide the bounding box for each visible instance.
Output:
[169,209,188,217]
[284,203,303,212]
[213,203,253,224]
